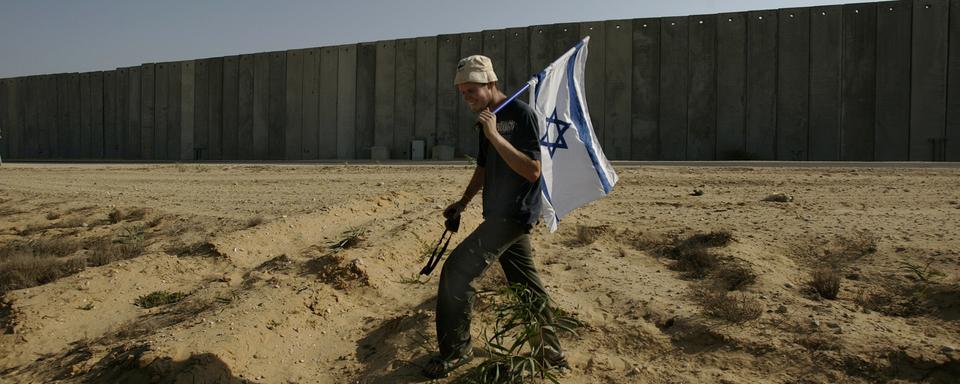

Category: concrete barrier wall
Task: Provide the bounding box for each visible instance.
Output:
[1,0,958,161]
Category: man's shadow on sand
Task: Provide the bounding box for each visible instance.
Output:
[354,295,486,384]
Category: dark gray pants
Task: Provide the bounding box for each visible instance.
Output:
[435,219,563,361]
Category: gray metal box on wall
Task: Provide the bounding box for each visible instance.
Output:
[411,140,425,160]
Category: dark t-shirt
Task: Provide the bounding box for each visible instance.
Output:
[476,99,542,225]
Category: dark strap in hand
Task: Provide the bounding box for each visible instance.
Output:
[419,214,460,276]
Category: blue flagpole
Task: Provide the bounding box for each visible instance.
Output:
[473,82,530,131]
[492,82,530,114]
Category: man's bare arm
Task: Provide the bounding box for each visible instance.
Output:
[445,166,484,218]
[486,134,541,183]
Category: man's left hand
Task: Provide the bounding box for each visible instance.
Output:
[478,108,497,140]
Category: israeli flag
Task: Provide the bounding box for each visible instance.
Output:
[528,37,619,232]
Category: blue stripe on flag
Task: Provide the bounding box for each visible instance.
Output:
[566,41,613,194]
[539,177,561,223]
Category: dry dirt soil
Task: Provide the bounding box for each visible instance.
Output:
[1,163,959,383]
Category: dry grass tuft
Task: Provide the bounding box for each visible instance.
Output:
[108,208,125,224]
[654,231,734,279]
[671,248,719,278]
[127,208,149,221]
[0,256,86,293]
[165,240,218,257]
[86,237,146,267]
[246,215,266,228]
[134,291,188,308]
[18,217,86,236]
[810,268,841,300]
[711,263,758,291]
[697,288,763,323]
[29,237,84,258]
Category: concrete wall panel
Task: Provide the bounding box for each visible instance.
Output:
[604,19,632,160]
[659,17,688,160]
[319,47,339,159]
[910,0,949,160]
[876,1,911,161]
[841,3,877,161]
[687,15,717,160]
[632,19,660,160]
[777,8,810,161]
[222,56,239,160]
[285,50,303,160]
[301,49,321,159]
[356,43,376,159]
[746,10,778,160]
[336,45,356,159]
[809,5,843,160]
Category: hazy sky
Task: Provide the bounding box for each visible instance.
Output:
[0,0,882,78]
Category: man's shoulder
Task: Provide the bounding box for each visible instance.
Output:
[509,99,535,117]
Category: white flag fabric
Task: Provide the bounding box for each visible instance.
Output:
[528,36,619,232]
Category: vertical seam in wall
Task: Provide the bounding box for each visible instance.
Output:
[807,9,814,161]
[745,13,751,155]
[773,11,780,161]
[907,2,915,160]
[943,0,952,160]
[713,15,720,161]
[685,18,691,160]
[838,7,845,161]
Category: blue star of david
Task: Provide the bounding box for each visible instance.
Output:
[539,109,571,158]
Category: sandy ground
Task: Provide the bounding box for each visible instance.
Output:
[0,163,959,383]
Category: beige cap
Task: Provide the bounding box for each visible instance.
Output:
[454,55,498,86]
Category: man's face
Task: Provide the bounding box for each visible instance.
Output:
[456,82,494,113]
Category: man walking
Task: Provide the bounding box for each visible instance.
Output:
[423,55,567,379]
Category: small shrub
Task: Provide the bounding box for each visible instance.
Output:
[109,208,125,224]
[698,288,763,323]
[810,268,841,300]
[761,193,793,203]
[126,208,148,221]
[118,225,145,245]
[87,237,145,267]
[712,263,757,291]
[898,260,945,305]
[0,256,86,293]
[671,248,719,279]
[463,284,579,383]
[30,237,83,258]
[246,216,265,228]
[134,291,187,308]
[685,231,733,248]
[659,231,733,259]
[165,240,218,257]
